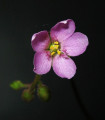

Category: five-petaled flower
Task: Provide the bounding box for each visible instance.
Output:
[31,19,89,79]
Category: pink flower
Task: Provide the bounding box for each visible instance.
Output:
[31,19,89,79]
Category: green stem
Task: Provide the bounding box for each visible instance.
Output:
[29,74,41,92]
[24,84,31,88]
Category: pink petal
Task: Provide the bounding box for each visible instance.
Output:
[31,31,50,52]
[50,19,75,43]
[33,51,52,74]
[62,32,89,56]
[52,54,76,79]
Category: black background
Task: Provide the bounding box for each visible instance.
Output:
[0,0,105,120]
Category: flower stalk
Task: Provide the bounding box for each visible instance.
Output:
[29,74,41,92]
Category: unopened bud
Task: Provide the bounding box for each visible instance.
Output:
[37,85,51,102]
[22,89,34,102]
[10,80,25,90]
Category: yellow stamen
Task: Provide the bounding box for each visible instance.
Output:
[54,41,58,45]
[49,41,61,56]
[51,51,55,56]
[50,45,59,51]
[57,50,61,55]
[54,45,59,49]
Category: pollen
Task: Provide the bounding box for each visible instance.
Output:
[57,50,61,55]
[54,41,59,45]
[51,51,55,56]
[50,45,59,51]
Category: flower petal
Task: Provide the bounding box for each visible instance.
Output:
[62,32,89,56]
[52,54,76,79]
[50,19,75,43]
[31,31,50,52]
[33,51,52,74]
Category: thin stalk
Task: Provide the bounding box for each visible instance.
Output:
[29,74,41,92]
[71,79,93,120]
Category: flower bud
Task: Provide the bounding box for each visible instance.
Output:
[10,80,25,90]
[22,89,34,102]
[37,84,51,102]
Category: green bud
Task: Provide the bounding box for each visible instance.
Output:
[37,85,51,102]
[10,80,25,90]
[22,89,34,102]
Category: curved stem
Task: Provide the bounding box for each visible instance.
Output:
[71,79,93,120]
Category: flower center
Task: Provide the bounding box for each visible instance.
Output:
[50,41,61,56]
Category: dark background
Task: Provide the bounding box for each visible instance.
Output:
[0,0,105,120]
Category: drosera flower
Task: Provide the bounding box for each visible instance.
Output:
[31,19,89,79]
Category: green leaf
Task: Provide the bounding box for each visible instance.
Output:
[37,85,51,102]
[10,80,25,90]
